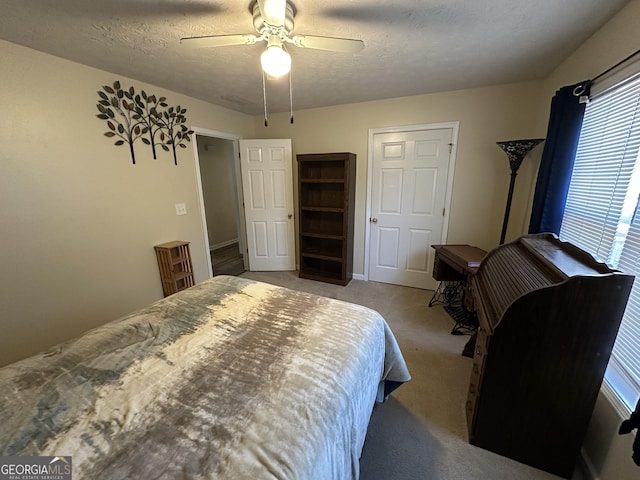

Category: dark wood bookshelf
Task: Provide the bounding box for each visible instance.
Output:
[297,153,356,285]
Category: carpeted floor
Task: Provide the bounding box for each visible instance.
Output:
[239,271,585,480]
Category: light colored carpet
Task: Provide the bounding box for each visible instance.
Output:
[240,271,585,480]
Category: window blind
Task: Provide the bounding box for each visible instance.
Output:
[608,197,640,410]
[559,75,640,412]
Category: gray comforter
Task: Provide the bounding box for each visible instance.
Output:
[0,275,410,479]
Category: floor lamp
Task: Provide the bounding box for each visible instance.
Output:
[497,138,545,244]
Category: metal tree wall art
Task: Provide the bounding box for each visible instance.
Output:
[156,105,194,166]
[96,81,144,165]
[95,81,193,165]
[134,91,168,160]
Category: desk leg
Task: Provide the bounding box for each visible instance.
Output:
[428,280,464,307]
[449,307,478,335]
[447,280,478,335]
[428,280,478,337]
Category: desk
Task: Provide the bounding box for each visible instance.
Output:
[429,244,486,307]
[432,244,486,279]
[429,244,487,335]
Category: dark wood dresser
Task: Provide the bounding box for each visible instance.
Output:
[466,233,634,478]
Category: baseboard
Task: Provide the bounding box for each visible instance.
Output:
[352,273,365,281]
[209,238,239,251]
[578,447,600,480]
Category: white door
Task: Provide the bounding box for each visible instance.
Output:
[368,128,453,289]
[239,139,296,271]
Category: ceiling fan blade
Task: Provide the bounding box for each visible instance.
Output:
[257,0,287,27]
[180,34,259,48]
[291,35,364,54]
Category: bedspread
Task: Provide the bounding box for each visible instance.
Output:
[0,275,410,479]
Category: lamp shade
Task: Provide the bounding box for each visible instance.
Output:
[497,138,545,173]
[261,44,291,78]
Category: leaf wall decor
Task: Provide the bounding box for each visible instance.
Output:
[95,81,193,165]
[155,105,195,165]
[96,81,145,164]
[133,91,168,160]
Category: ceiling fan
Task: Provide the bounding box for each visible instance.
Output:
[180,0,364,78]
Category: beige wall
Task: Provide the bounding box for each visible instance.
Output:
[0,39,255,367]
[253,82,546,275]
[537,1,640,478]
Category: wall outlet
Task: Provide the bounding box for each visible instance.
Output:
[175,203,187,215]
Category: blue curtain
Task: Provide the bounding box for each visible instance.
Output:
[528,82,590,234]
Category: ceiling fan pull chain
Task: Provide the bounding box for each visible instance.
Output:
[289,66,294,124]
[262,69,268,127]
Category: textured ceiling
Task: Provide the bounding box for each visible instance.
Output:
[0,0,631,115]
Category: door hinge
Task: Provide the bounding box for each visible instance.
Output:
[443,208,445,216]
[448,143,454,154]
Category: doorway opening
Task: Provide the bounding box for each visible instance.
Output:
[193,129,247,278]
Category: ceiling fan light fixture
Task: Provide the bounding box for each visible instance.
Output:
[260,37,291,78]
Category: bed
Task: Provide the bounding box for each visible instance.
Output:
[0,275,410,479]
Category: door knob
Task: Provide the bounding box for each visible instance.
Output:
[288,214,293,219]
[370,217,378,223]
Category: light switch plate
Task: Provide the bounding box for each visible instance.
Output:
[175,203,187,215]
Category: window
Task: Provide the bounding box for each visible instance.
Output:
[559,72,640,413]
